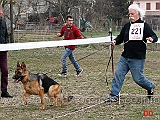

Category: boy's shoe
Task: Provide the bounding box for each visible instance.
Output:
[104,97,119,102]
[147,87,154,99]
[58,71,67,77]
[76,69,83,76]
[1,91,13,98]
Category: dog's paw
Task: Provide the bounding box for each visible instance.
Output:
[24,102,27,105]
[50,104,54,106]
[57,104,62,107]
[39,107,45,110]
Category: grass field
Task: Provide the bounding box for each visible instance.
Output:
[0,30,160,120]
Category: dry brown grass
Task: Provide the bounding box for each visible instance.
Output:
[0,41,160,120]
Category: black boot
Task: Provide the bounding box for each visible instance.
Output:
[1,91,13,98]
[147,87,154,99]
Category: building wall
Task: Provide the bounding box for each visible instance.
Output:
[133,0,160,13]
[133,0,160,30]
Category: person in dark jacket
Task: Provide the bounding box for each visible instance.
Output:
[57,15,83,77]
[105,4,158,102]
[0,7,13,98]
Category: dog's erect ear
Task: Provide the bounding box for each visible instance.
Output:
[17,62,21,67]
[21,62,26,69]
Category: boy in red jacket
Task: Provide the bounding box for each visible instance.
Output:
[57,15,83,76]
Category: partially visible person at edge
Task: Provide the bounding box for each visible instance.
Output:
[0,7,13,98]
[105,4,158,102]
[57,15,83,77]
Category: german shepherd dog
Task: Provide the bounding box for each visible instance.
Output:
[12,62,73,110]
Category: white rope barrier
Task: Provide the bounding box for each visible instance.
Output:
[0,37,159,51]
[54,100,105,119]
[0,36,115,51]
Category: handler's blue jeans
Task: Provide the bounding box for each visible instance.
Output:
[110,56,154,99]
[61,48,81,72]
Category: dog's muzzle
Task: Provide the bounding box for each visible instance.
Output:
[12,74,22,83]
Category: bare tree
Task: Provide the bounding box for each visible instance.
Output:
[93,0,133,26]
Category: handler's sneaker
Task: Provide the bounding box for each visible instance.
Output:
[147,87,154,99]
[76,69,83,76]
[104,97,119,102]
[58,71,67,77]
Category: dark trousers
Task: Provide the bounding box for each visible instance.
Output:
[0,51,8,92]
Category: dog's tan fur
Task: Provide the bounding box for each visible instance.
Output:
[13,62,70,110]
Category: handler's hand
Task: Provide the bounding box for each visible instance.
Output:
[111,40,116,46]
[57,33,61,37]
[146,37,153,42]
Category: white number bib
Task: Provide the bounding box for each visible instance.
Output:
[129,23,144,40]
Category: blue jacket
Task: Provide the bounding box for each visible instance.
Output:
[0,18,8,44]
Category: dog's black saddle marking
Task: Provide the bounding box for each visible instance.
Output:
[29,72,39,81]
[37,73,59,93]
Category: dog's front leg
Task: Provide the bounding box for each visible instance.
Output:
[39,89,45,110]
[22,92,30,105]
